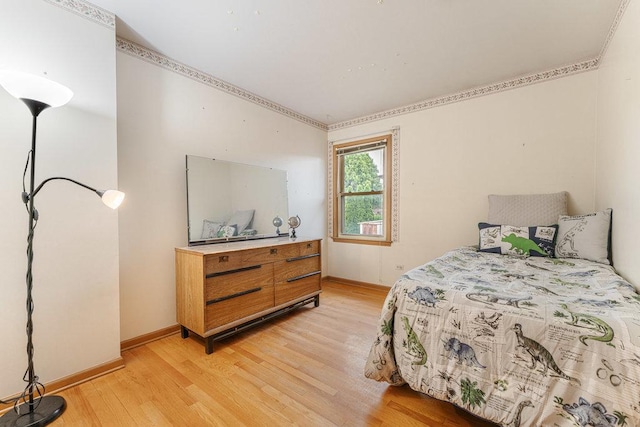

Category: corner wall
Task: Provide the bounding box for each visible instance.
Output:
[0,0,120,397]
[116,51,327,341]
[596,0,640,286]
[328,71,598,286]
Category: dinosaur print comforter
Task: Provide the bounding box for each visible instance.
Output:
[365,247,640,427]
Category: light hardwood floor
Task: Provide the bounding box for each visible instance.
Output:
[54,281,496,426]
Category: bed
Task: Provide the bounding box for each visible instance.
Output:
[364,194,640,427]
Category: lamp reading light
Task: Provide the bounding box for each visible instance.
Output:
[0,70,124,426]
[98,189,125,209]
[29,177,126,210]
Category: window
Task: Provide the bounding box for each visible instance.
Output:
[331,134,393,245]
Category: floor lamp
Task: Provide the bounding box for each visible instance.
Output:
[0,70,125,426]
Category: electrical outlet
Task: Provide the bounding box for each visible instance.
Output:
[395,265,404,271]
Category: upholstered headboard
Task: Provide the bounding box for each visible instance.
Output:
[487,191,568,226]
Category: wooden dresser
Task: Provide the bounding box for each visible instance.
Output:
[175,237,322,353]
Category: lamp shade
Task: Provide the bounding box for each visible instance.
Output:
[99,190,125,209]
[0,70,73,107]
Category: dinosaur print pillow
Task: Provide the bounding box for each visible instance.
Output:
[555,208,612,264]
[478,223,558,257]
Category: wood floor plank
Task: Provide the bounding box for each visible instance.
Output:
[50,280,496,426]
[178,357,295,426]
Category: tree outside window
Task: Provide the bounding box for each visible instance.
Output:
[342,151,383,234]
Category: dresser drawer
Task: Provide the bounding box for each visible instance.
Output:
[242,244,298,265]
[273,256,321,284]
[275,275,320,306]
[205,283,275,330]
[205,263,273,303]
[298,240,320,256]
[205,252,245,274]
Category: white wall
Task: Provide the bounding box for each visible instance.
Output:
[596,0,640,287]
[0,0,120,397]
[328,71,598,286]
[116,52,327,341]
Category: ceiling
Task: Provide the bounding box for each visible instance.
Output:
[87,0,624,126]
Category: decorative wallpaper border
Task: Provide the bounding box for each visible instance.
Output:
[327,141,334,235]
[43,0,115,29]
[598,0,630,60]
[116,38,328,131]
[390,127,400,242]
[327,127,400,241]
[328,59,598,131]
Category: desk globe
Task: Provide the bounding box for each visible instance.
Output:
[288,215,301,238]
[272,216,283,234]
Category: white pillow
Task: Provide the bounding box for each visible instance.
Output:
[227,209,255,233]
[201,220,223,239]
[555,208,612,264]
[488,192,567,226]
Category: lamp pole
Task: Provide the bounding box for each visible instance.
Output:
[26,103,39,414]
[0,71,124,426]
[13,98,68,425]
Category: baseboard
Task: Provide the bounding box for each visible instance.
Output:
[0,357,124,414]
[120,324,181,352]
[2,325,183,413]
[323,276,391,292]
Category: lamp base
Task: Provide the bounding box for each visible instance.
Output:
[0,396,66,427]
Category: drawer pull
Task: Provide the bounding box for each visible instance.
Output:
[206,264,261,279]
[270,248,278,255]
[219,255,229,263]
[286,253,320,262]
[286,270,321,283]
[206,287,262,305]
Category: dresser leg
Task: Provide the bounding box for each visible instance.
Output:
[180,326,189,339]
[205,337,214,354]
[314,295,320,307]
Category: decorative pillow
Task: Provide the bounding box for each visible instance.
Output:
[216,224,238,238]
[488,191,568,227]
[227,209,255,233]
[201,220,223,239]
[555,209,612,264]
[479,223,558,257]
